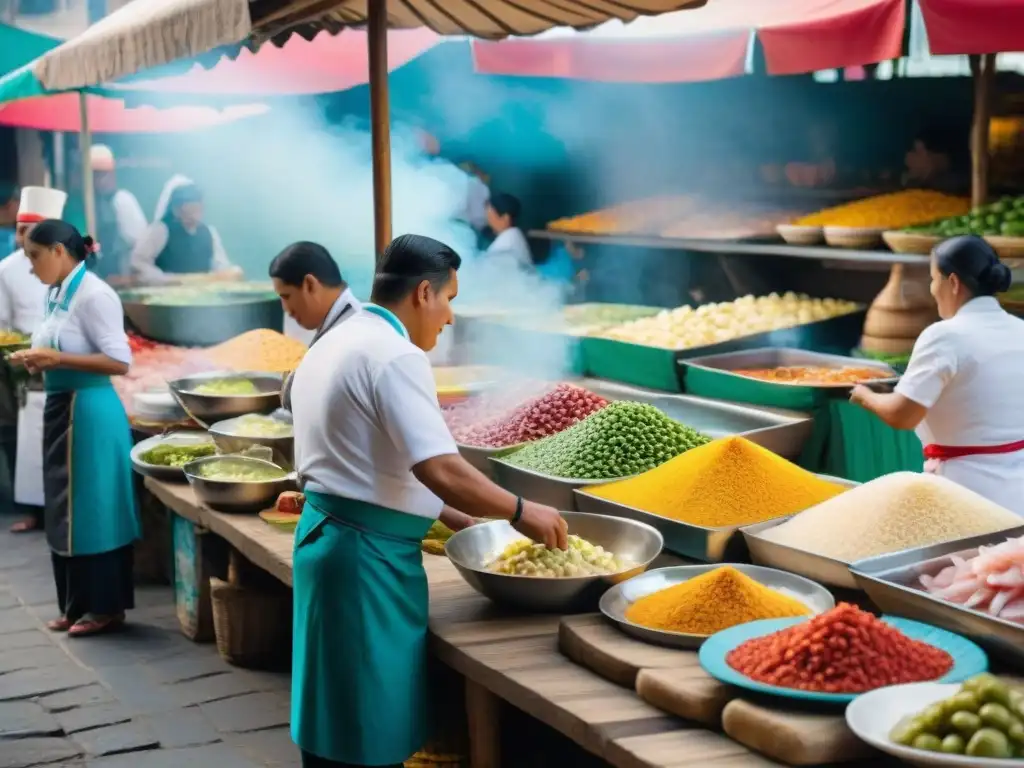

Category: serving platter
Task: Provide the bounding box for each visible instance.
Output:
[599,564,834,649]
[130,431,213,482]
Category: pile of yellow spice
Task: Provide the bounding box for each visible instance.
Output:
[793,190,969,229]
[625,566,810,636]
[583,436,846,528]
[205,330,308,373]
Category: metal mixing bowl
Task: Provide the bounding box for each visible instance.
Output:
[168,371,283,425]
[445,511,663,612]
[183,455,298,513]
[208,414,295,470]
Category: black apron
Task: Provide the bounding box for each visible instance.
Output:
[155,220,215,274]
[90,193,131,280]
[281,301,356,412]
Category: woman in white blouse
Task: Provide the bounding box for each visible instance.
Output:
[852,235,1024,513]
[9,220,140,637]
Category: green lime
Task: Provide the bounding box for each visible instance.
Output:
[948,691,981,714]
[950,710,983,738]
[890,716,926,746]
[912,734,944,752]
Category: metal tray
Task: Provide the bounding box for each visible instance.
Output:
[490,459,635,511]
[851,526,1024,670]
[130,430,213,482]
[680,347,898,390]
[600,564,835,648]
[742,516,860,590]
[121,292,283,348]
[576,473,856,562]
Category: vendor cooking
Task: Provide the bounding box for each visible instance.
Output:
[268,241,361,409]
[0,187,68,534]
[851,235,1024,514]
[130,176,242,283]
[288,234,566,768]
[88,145,148,283]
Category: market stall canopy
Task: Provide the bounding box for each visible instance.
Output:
[918,0,1024,56]
[0,94,267,131]
[0,0,709,101]
[472,0,906,82]
[110,28,441,97]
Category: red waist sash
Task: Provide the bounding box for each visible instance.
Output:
[923,440,1024,460]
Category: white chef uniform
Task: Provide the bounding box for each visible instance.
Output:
[895,296,1024,515]
[290,309,458,519]
[484,226,533,272]
[2,187,68,507]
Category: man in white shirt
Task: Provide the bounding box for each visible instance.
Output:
[288,234,566,768]
[0,186,67,532]
[89,145,148,284]
[268,241,361,410]
[484,192,533,271]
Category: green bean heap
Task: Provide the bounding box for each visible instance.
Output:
[502,401,710,479]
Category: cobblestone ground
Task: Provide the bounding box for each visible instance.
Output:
[0,525,299,768]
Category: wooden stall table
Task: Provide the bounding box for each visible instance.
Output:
[145,478,795,768]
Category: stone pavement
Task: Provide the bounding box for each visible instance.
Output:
[0,524,299,768]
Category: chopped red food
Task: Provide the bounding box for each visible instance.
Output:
[726,603,953,694]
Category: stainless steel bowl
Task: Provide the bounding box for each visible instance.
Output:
[600,564,835,649]
[445,511,664,612]
[130,431,214,482]
[183,455,298,513]
[208,414,294,470]
[168,371,283,426]
[120,290,283,347]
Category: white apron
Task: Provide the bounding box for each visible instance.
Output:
[14,391,45,506]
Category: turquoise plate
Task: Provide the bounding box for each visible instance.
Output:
[698,615,988,705]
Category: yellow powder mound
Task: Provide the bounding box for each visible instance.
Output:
[759,472,1022,562]
[586,436,846,528]
[625,566,810,635]
[206,330,307,373]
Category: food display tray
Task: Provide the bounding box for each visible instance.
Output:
[457,378,813,482]
[741,516,860,590]
[121,293,284,348]
[576,474,856,562]
[679,348,898,410]
[599,564,835,649]
[579,309,867,393]
[850,526,1024,670]
[490,458,632,511]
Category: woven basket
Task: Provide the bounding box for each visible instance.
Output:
[882,231,940,255]
[210,577,291,669]
[824,226,885,249]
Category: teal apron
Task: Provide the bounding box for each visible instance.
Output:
[291,304,436,765]
[37,263,139,557]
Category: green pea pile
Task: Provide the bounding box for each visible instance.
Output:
[503,401,710,480]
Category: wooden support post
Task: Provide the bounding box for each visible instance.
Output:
[465,678,501,768]
[367,0,392,262]
[77,92,96,237]
[970,53,996,209]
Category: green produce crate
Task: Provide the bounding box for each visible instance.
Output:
[582,310,867,394]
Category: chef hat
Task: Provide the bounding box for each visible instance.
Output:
[17,186,67,224]
[90,144,116,172]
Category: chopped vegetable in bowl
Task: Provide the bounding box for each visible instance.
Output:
[197,460,288,482]
[228,414,293,439]
[488,535,627,578]
[190,378,259,396]
[140,442,216,467]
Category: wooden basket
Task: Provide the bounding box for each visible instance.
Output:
[776,224,824,245]
[984,236,1024,260]
[824,226,885,249]
[882,231,940,255]
[210,577,292,669]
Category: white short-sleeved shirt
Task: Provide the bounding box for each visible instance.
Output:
[32,268,132,365]
[0,250,48,335]
[290,311,457,519]
[485,227,533,271]
[896,296,1024,512]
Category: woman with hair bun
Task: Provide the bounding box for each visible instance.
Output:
[851,235,1024,513]
[8,220,139,637]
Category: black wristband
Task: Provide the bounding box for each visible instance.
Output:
[510,496,524,524]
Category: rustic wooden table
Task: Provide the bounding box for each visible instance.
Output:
[144,478,790,768]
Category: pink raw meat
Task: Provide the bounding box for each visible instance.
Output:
[965,587,996,610]
[987,566,1024,589]
[990,586,1024,618]
[933,575,985,604]
[998,598,1024,622]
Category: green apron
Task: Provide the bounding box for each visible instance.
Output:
[291,302,435,765]
[37,263,140,556]
[291,491,434,765]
